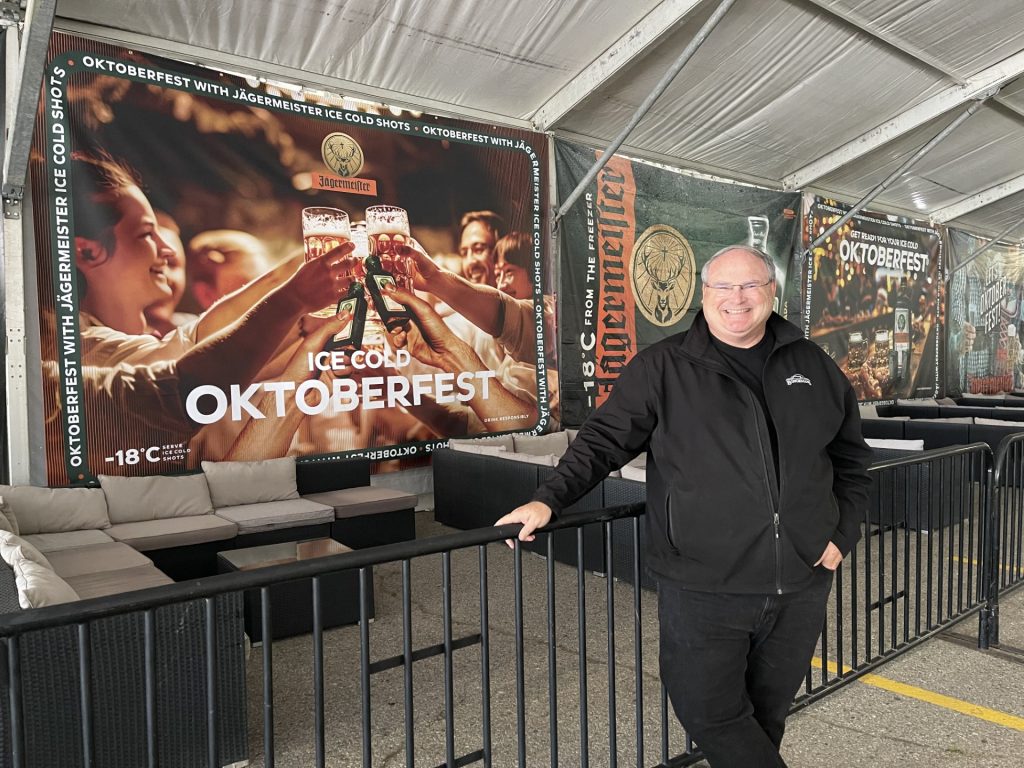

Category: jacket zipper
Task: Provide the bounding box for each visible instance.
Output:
[749,391,782,595]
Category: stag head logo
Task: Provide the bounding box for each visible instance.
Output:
[630,225,696,326]
[321,132,365,177]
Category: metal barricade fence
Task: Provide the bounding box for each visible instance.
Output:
[0,443,1010,767]
[986,433,1024,647]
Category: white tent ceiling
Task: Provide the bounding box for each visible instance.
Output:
[37,0,1024,236]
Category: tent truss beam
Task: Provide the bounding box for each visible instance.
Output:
[782,16,1024,190]
[531,0,705,132]
[3,0,57,220]
[55,19,535,130]
[931,173,1024,223]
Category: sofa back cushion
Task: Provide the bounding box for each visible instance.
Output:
[513,432,570,457]
[99,473,215,524]
[449,442,508,456]
[0,497,18,535]
[202,457,300,508]
[0,485,110,534]
[12,558,78,609]
[448,435,515,452]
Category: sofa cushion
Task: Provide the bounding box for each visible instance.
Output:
[303,487,419,519]
[448,435,515,452]
[99,473,215,524]
[215,499,334,533]
[502,452,560,467]
[107,516,238,551]
[66,564,173,600]
[0,485,110,534]
[513,432,570,457]
[974,416,1024,427]
[565,428,579,442]
[620,464,646,482]
[864,438,925,451]
[0,498,18,534]
[22,529,116,553]
[0,531,52,571]
[12,557,79,608]
[202,457,299,507]
[449,443,508,457]
[46,542,153,579]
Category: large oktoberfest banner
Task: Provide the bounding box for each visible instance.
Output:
[31,33,552,485]
[555,139,800,426]
[802,197,942,402]
[946,227,1024,396]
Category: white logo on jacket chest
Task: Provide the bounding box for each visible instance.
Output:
[786,373,812,386]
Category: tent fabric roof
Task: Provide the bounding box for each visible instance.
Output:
[56,0,1024,237]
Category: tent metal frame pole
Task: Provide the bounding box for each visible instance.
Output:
[3,0,55,485]
[552,0,737,228]
[803,95,992,258]
[3,0,57,218]
[944,215,1024,282]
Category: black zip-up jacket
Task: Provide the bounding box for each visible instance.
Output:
[533,312,873,595]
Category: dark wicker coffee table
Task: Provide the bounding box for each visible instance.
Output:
[217,538,374,641]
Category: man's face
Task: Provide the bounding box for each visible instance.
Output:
[459,221,496,285]
[702,249,775,348]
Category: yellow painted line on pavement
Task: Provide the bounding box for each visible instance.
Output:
[811,657,1024,731]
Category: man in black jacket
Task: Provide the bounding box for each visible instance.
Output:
[496,245,872,767]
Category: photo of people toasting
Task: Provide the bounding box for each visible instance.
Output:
[33,35,554,483]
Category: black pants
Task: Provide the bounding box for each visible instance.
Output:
[657,571,833,768]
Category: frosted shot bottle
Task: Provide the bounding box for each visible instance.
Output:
[324,281,367,353]
[362,254,413,331]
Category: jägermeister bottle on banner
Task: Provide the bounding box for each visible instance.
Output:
[893,289,911,383]
[363,254,412,330]
[325,281,367,353]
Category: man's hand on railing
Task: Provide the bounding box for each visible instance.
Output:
[495,501,553,549]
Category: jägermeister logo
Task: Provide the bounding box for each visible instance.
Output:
[321,132,364,177]
[630,224,696,326]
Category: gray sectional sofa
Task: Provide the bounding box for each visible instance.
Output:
[0,455,418,768]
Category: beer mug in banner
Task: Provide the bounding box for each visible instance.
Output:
[872,329,892,388]
[847,331,867,372]
[301,207,352,318]
[363,205,413,329]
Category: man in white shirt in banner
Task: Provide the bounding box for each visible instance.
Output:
[497,245,872,767]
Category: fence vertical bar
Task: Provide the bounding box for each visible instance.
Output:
[7,636,24,768]
[144,609,157,768]
[577,529,589,768]
[312,576,325,768]
[204,597,218,768]
[632,517,644,768]
[514,542,526,766]
[546,536,558,768]
[261,588,275,768]
[443,552,456,768]
[605,521,617,768]
[360,568,372,767]
[902,467,911,645]
[479,546,492,768]
[403,560,415,768]
[77,622,93,768]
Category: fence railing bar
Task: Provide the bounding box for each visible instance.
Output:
[513,542,526,767]
[204,597,218,768]
[443,552,456,768]
[312,576,325,768]
[479,545,492,768]
[632,517,645,768]
[7,636,24,768]
[402,559,415,768]
[605,520,617,768]
[578,527,590,768]
[359,567,372,768]
[546,535,558,768]
[76,621,93,768]
[260,588,275,768]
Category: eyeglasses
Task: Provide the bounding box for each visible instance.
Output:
[704,279,774,294]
